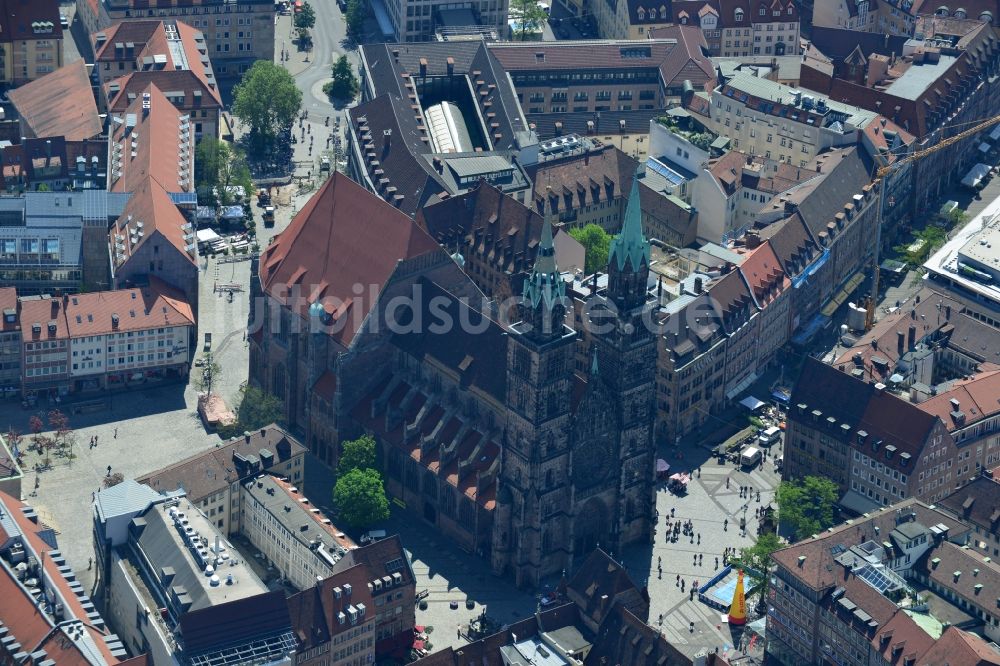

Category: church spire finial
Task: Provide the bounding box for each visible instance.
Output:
[590,348,600,376]
[523,216,565,310]
[609,170,651,273]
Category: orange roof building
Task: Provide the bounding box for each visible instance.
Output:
[0,490,147,664]
[8,59,102,141]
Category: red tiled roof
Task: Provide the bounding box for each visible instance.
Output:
[0,0,63,42]
[738,241,789,307]
[110,177,196,269]
[0,492,125,664]
[63,277,194,337]
[260,172,445,348]
[8,60,102,141]
[18,296,69,340]
[915,370,1000,433]
[918,625,1000,666]
[110,83,193,194]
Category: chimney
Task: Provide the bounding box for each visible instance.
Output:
[944,304,951,320]
[554,121,562,136]
[383,129,392,153]
[745,230,760,249]
[897,330,905,355]
[446,56,454,76]
[908,324,916,350]
[419,57,427,78]
[693,277,703,294]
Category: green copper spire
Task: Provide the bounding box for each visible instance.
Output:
[609,171,651,272]
[524,216,566,309]
[590,348,599,376]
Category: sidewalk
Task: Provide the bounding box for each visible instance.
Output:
[275,14,315,78]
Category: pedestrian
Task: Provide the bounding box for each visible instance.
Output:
[88,557,92,571]
[699,553,703,564]
[34,476,39,489]
[106,465,112,476]
[676,574,680,586]
[726,477,730,489]
[697,534,701,545]
[715,556,719,569]
[114,427,118,439]
[671,507,675,517]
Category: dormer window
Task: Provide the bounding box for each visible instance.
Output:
[660,5,667,18]
[637,7,645,19]
[787,5,793,13]
[736,8,744,20]
[681,15,688,23]
[759,6,766,14]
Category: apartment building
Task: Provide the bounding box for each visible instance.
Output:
[241,474,357,591]
[19,295,70,398]
[702,72,881,165]
[61,281,194,392]
[76,0,274,78]
[938,474,1000,560]
[0,0,63,85]
[93,487,296,665]
[737,235,791,369]
[0,137,107,193]
[592,0,673,39]
[138,427,305,535]
[1,491,143,665]
[0,288,20,391]
[767,497,1000,665]
[786,358,967,512]
[288,536,417,662]
[813,0,917,36]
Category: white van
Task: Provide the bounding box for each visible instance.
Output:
[758,426,781,446]
[740,446,762,469]
[360,529,387,544]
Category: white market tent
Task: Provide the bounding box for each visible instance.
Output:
[739,396,766,412]
[962,163,991,188]
[196,229,221,244]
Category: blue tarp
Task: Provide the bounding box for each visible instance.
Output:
[792,248,830,287]
[220,205,244,220]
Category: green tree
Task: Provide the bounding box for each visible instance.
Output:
[345,0,365,37]
[333,468,390,528]
[293,1,316,30]
[337,434,376,477]
[509,0,547,40]
[194,352,222,396]
[324,55,359,101]
[232,60,302,153]
[734,532,782,607]
[569,224,613,275]
[195,138,253,206]
[776,476,839,540]
[235,386,285,430]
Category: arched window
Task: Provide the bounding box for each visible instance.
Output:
[954,7,966,17]
[735,8,744,21]
[980,10,993,22]
[637,7,645,19]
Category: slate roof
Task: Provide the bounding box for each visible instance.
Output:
[938,476,1000,540]
[8,60,102,141]
[707,268,758,334]
[259,172,446,348]
[527,144,636,214]
[94,478,162,523]
[567,549,648,624]
[758,214,821,279]
[527,108,664,140]
[790,357,939,473]
[286,562,375,651]
[179,589,293,659]
[770,498,967,591]
[915,540,1000,624]
[917,625,1000,666]
[809,26,911,62]
[138,424,306,502]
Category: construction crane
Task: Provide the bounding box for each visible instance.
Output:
[864,112,1000,330]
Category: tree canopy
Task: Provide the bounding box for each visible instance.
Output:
[776,476,839,540]
[232,61,302,151]
[345,0,365,37]
[569,224,613,275]
[235,386,285,430]
[293,1,316,29]
[333,468,390,528]
[195,137,253,206]
[324,55,359,101]
[337,434,377,477]
[509,0,548,40]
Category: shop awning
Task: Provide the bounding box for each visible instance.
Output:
[820,271,865,318]
[725,371,758,400]
[739,396,766,412]
[961,163,991,188]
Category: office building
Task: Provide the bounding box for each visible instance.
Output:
[76,0,273,79]
[94,485,296,665]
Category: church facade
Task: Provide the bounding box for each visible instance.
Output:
[249,172,657,587]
